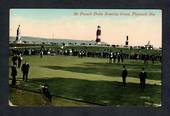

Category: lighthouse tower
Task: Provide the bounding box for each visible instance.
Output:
[125,35,129,46]
[96,26,101,44]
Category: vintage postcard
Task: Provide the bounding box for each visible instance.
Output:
[9,9,162,107]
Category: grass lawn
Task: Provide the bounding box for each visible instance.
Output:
[9,55,161,107]
[9,88,92,106]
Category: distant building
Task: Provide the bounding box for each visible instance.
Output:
[145,41,153,50]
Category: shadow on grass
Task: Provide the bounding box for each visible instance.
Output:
[81,62,161,69]
[27,77,161,106]
[9,87,93,106]
[42,62,161,80]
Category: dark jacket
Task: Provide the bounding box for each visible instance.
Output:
[122,69,128,78]
[21,63,30,73]
[139,71,147,79]
[11,66,17,76]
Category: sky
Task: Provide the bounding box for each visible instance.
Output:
[10,9,162,47]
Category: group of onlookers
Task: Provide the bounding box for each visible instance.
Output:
[121,65,147,89]
[11,54,30,86]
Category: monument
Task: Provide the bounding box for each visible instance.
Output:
[14,25,22,44]
[95,25,101,44]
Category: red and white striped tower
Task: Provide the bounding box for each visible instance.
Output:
[96,25,101,44]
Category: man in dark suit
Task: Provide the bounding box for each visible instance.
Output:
[109,52,113,63]
[122,65,128,87]
[17,54,23,68]
[117,52,121,63]
[139,68,147,89]
[12,54,18,65]
[113,53,117,63]
[21,62,30,81]
[11,65,17,86]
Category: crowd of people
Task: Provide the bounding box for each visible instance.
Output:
[11,47,162,64]
[11,48,152,89]
[10,52,53,102]
[11,53,30,86]
[10,47,160,104]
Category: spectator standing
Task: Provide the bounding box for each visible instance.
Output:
[21,62,30,81]
[17,54,23,68]
[139,68,147,89]
[121,65,128,87]
[11,65,17,86]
